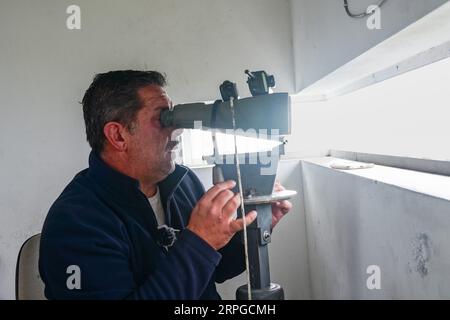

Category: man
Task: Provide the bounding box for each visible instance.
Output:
[39,70,292,299]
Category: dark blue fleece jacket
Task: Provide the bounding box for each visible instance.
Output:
[39,152,246,299]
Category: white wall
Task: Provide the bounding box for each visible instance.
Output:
[286,55,450,161]
[290,0,448,91]
[0,0,294,299]
[302,158,450,299]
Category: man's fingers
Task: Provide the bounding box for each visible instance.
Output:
[202,180,236,203]
[222,194,241,218]
[273,181,285,192]
[279,200,292,212]
[212,189,236,213]
[229,210,257,233]
[273,200,292,215]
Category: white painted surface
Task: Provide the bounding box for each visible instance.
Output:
[293,1,450,101]
[193,160,311,300]
[0,0,294,299]
[302,158,450,299]
[290,0,448,91]
[331,150,450,178]
[308,157,450,202]
[286,55,450,162]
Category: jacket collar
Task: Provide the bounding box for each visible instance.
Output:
[87,151,188,207]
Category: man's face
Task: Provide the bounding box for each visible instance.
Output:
[127,85,180,183]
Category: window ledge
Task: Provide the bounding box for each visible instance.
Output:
[302,157,450,202]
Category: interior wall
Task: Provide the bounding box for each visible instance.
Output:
[290,0,448,91]
[0,0,294,299]
[302,159,450,299]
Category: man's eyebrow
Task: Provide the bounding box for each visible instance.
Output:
[154,105,169,110]
[141,95,168,102]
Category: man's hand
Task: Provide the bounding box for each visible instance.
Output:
[271,181,293,230]
[187,180,257,250]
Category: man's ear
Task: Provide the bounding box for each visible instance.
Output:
[103,122,128,151]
